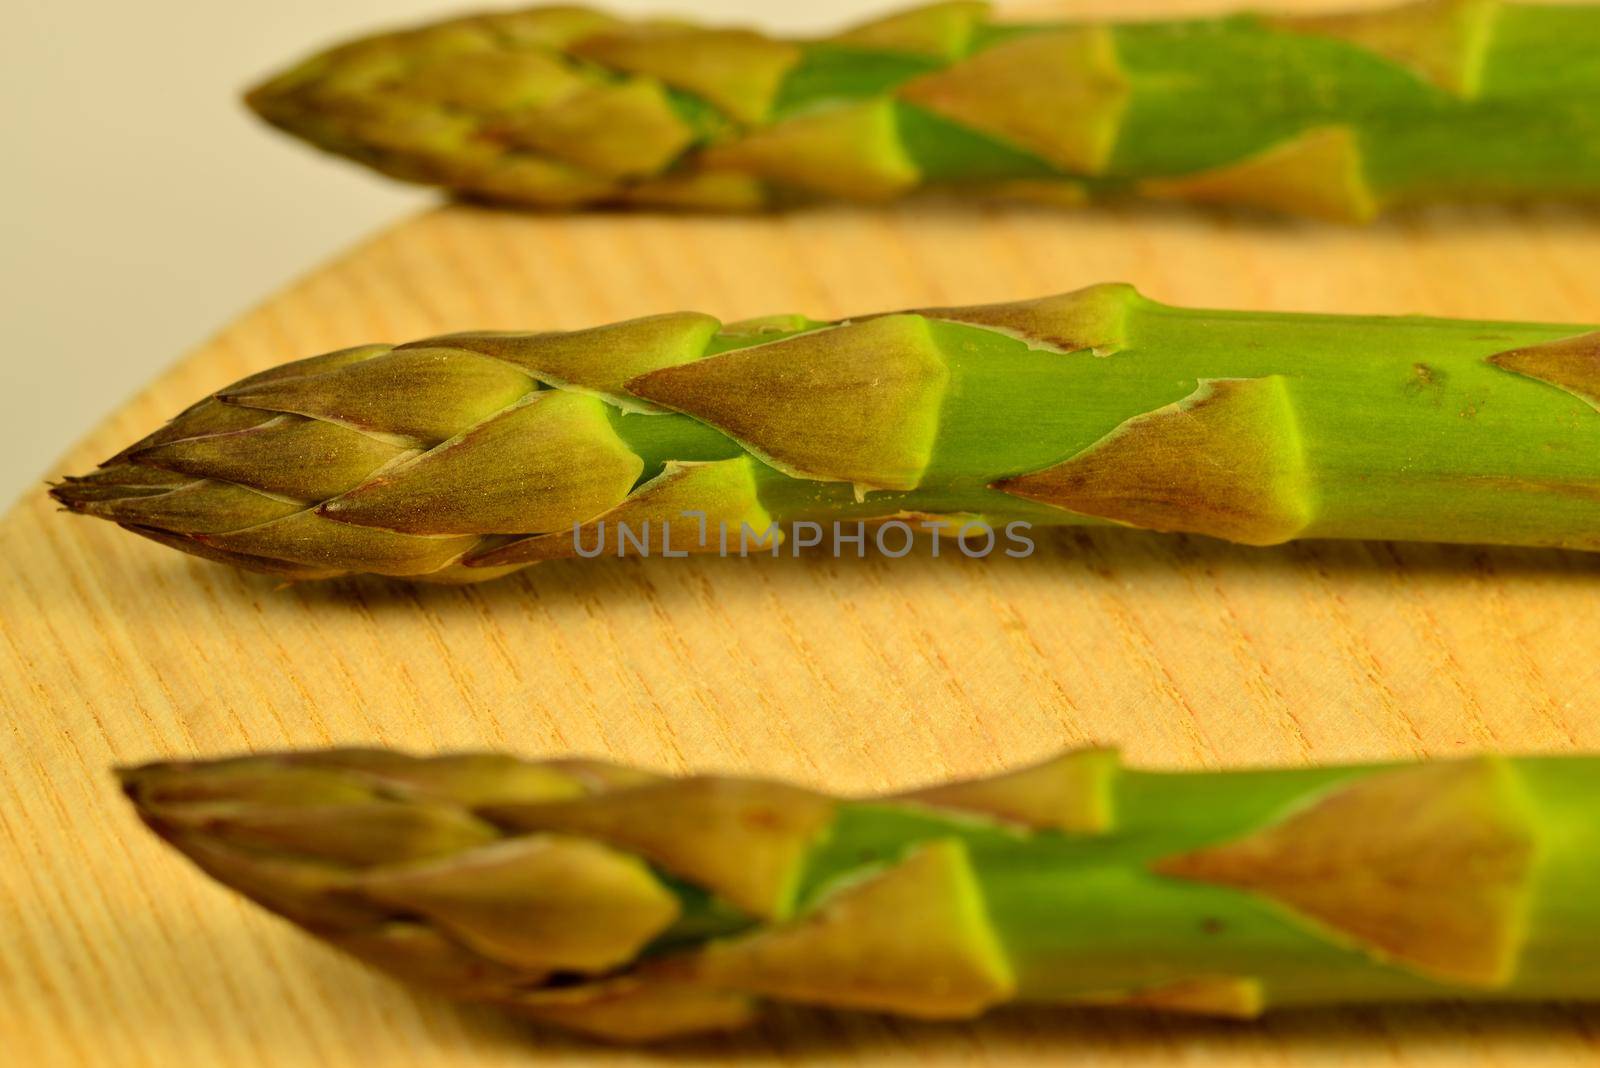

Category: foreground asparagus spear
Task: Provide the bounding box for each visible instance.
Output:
[53,285,1600,580]
[122,746,1600,1041]
[243,0,1600,220]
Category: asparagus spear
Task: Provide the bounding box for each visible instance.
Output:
[53,285,1600,581]
[121,746,1600,1042]
[242,0,1600,220]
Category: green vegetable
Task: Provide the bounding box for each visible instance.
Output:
[121,746,1600,1042]
[52,285,1600,581]
[244,0,1600,220]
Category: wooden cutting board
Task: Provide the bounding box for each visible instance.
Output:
[8,25,1600,1068]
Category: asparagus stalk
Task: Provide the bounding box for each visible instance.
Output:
[242,0,1600,220]
[121,746,1600,1042]
[53,285,1600,581]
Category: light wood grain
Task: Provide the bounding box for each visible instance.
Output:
[8,7,1600,1062]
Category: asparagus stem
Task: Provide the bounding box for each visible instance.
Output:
[54,285,1600,581]
[121,747,1600,1042]
[243,0,1600,219]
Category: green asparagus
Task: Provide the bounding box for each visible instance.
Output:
[243,0,1600,220]
[121,746,1600,1042]
[53,285,1600,581]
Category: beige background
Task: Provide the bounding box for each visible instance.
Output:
[1,0,886,505]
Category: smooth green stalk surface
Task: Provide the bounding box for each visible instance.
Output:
[54,285,1600,581]
[244,0,1600,219]
[122,747,1600,1042]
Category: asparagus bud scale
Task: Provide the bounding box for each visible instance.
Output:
[54,285,1600,580]
[244,0,1600,219]
[122,747,1600,1042]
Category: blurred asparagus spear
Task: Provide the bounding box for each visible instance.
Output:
[122,745,1600,1042]
[53,285,1600,581]
[244,0,1600,220]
